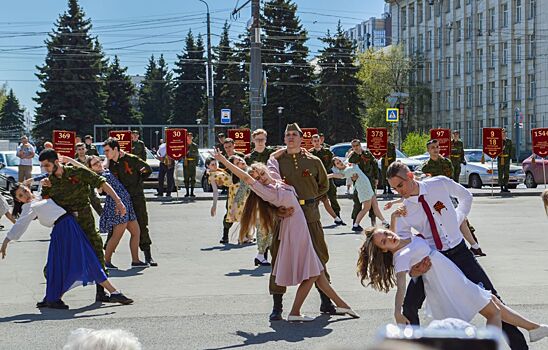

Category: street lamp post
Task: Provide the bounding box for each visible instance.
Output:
[277,106,284,144]
[199,0,215,149]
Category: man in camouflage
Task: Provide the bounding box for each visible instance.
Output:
[74,142,103,215]
[268,123,338,321]
[39,149,126,302]
[381,135,397,195]
[347,139,378,225]
[104,137,157,266]
[450,130,466,183]
[184,132,199,198]
[84,135,99,156]
[131,130,147,161]
[310,134,344,225]
[498,128,514,193]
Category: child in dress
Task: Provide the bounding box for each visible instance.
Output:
[356,215,548,343]
[212,149,359,322]
[329,157,389,231]
[0,183,133,309]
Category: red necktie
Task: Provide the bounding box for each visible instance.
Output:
[418,195,443,250]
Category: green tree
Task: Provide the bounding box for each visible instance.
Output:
[171,30,206,124]
[139,54,173,124]
[0,83,7,108]
[317,23,363,142]
[401,131,430,156]
[261,0,318,131]
[105,55,138,124]
[33,0,107,140]
[214,22,246,126]
[0,89,25,137]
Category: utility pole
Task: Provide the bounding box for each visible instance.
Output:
[200,0,215,148]
[249,0,263,130]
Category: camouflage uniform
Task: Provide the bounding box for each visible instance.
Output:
[131,139,147,161]
[497,139,513,189]
[348,150,378,222]
[421,156,454,178]
[73,155,103,216]
[41,165,106,268]
[184,142,199,194]
[381,141,397,190]
[270,151,330,295]
[245,146,275,166]
[450,139,465,183]
[85,144,99,157]
[309,146,341,218]
[108,153,152,252]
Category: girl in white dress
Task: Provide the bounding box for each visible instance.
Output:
[356,220,548,343]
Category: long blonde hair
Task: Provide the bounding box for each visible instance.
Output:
[357,227,396,293]
[239,163,278,243]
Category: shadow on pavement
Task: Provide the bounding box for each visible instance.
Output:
[225,266,271,278]
[201,244,249,252]
[206,315,356,349]
[0,303,119,324]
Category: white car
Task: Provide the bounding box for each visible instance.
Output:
[0,151,43,190]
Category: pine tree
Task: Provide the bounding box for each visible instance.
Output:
[138,54,172,124]
[214,22,247,126]
[0,89,25,137]
[105,55,138,124]
[261,0,318,131]
[171,30,206,124]
[0,83,7,108]
[33,0,107,140]
[317,23,364,142]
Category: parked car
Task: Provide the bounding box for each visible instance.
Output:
[522,154,548,188]
[415,149,525,189]
[329,142,422,187]
[0,151,42,190]
[93,142,159,181]
[409,152,430,162]
[175,149,213,191]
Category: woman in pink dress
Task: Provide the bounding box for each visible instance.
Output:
[212,150,359,322]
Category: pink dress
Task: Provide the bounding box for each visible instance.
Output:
[250,179,324,286]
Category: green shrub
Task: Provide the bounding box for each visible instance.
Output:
[402,132,429,156]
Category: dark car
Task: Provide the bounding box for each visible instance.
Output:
[522,154,548,188]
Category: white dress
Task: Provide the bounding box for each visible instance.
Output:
[0,194,10,216]
[394,237,492,322]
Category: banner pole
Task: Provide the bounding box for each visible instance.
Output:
[491,158,494,197]
[543,156,547,189]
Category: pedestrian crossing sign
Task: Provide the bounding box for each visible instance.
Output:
[386,108,399,122]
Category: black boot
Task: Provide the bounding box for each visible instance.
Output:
[96,284,110,302]
[219,228,229,244]
[144,248,158,267]
[263,247,269,261]
[185,187,190,197]
[382,186,387,195]
[318,289,337,314]
[269,294,283,321]
[190,187,195,197]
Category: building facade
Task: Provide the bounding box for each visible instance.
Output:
[387,0,546,154]
[345,17,389,52]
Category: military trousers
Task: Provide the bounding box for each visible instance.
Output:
[451,161,461,183]
[184,162,197,188]
[497,161,510,186]
[76,206,105,269]
[132,194,152,251]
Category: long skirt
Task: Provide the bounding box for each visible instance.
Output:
[45,214,107,302]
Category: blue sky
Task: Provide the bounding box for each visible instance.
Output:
[0,0,387,114]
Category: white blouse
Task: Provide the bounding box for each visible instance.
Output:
[6,199,66,241]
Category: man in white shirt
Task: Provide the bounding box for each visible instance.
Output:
[387,161,528,350]
[156,141,174,197]
[16,135,35,182]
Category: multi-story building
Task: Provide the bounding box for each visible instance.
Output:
[345,17,389,52]
[386,0,545,155]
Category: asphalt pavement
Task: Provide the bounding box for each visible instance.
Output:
[0,195,547,349]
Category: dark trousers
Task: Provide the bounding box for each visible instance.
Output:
[403,240,528,350]
[158,163,174,196]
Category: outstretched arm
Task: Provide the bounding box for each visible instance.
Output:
[327,173,344,179]
[394,272,410,325]
[212,149,254,185]
[59,156,84,168]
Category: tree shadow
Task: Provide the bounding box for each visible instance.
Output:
[206,314,354,349]
[0,303,120,324]
[225,266,271,278]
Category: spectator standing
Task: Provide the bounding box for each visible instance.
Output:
[156,141,175,198]
[16,135,35,182]
[131,130,147,161]
[83,135,99,156]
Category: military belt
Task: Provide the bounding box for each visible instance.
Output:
[298,198,316,206]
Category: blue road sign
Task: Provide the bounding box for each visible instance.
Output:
[386,108,399,122]
[221,109,231,124]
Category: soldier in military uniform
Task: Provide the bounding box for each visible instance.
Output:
[215,132,227,156]
[319,133,330,148]
[268,123,338,321]
[39,149,126,302]
[310,134,344,225]
[131,130,147,161]
[74,142,103,215]
[184,132,199,197]
[84,135,99,156]
[498,128,513,193]
[347,139,378,226]
[103,138,157,266]
[450,130,466,183]
[381,135,397,195]
[245,129,275,265]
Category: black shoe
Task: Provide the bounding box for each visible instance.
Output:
[143,249,158,267]
[219,238,229,244]
[334,219,346,226]
[320,303,338,315]
[470,247,487,257]
[48,299,69,309]
[351,225,364,232]
[387,189,394,195]
[145,258,158,267]
[36,299,48,308]
[269,309,283,321]
[96,293,111,303]
[165,194,172,198]
[184,194,190,197]
[109,293,134,305]
[190,194,196,198]
[131,261,150,268]
[105,262,118,270]
[254,258,271,266]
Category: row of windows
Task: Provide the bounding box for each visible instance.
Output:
[402,0,536,28]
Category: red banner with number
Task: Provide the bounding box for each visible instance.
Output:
[228,128,251,154]
[532,128,548,158]
[53,130,76,157]
[301,128,318,150]
[165,128,187,160]
[430,128,452,158]
[109,130,132,153]
[366,127,388,159]
[482,128,503,158]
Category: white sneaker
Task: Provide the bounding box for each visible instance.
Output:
[287,314,315,322]
[529,324,548,342]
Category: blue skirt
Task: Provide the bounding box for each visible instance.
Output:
[45,214,107,302]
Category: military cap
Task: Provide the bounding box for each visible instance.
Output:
[285,123,303,135]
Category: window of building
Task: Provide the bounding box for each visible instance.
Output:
[418,1,423,23]
[455,54,462,75]
[426,30,432,51]
[434,1,441,17]
[501,79,508,102]
[446,57,452,78]
[418,34,424,52]
[527,114,536,144]
[466,51,473,73]
[477,84,484,106]
[466,121,473,147]
[476,120,483,146]
[528,74,535,99]
[501,3,509,28]
[403,39,407,53]
[515,38,522,62]
[502,41,508,65]
[456,88,462,109]
[466,86,472,108]
[477,12,483,35]
[489,44,496,68]
[426,1,432,20]
[445,0,451,13]
[410,37,415,53]
[489,8,495,32]
[489,118,496,127]
[529,0,536,19]
[445,26,451,45]
[436,28,442,48]
[426,61,432,82]
[466,16,473,39]
[446,90,452,110]
[516,0,522,23]
[514,76,522,100]
[409,4,415,27]
[436,92,442,111]
[455,0,461,9]
[437,59,442,80]
[456,20,462,41]
[528,34,535,58]
[488,81,496,104]
[477,48,484,71]
[402,7,407,28]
